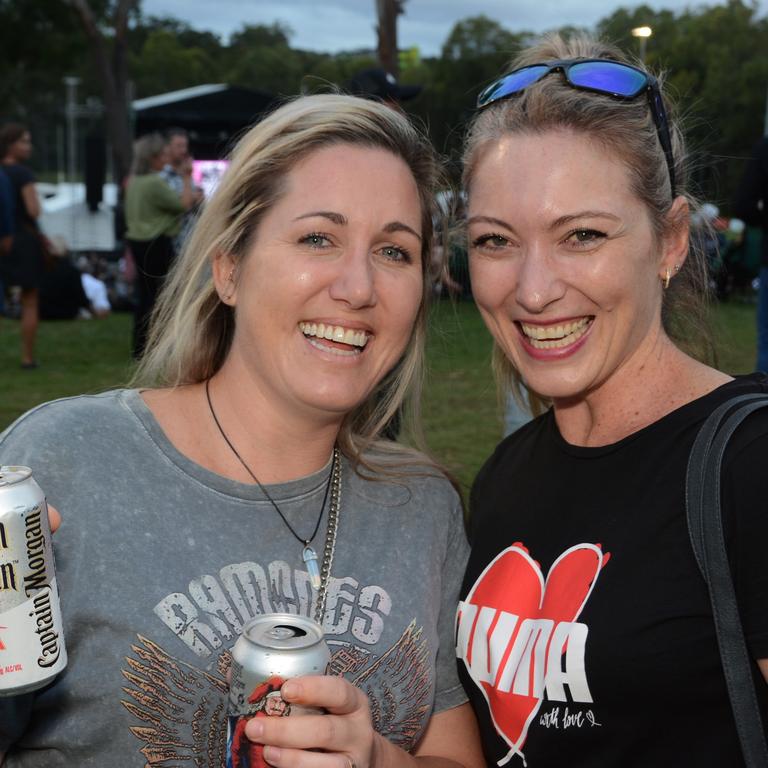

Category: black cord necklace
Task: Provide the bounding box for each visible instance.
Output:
[204,377,336,590]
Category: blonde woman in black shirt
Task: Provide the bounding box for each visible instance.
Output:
[458,34,768,767]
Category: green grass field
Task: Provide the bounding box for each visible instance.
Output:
[0,298,759,494]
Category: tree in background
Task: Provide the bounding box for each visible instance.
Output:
[0,0,87,118]
[224,23,304,96]
[0,0,93,174]
[66,0,138,184]
[441,14,526,60]
[300,51,379,93]
[407,16,529,169]
[128,17,379,100]
[129,17,222,97]
[2,0,766,209]
[376,0,404,76]
[598,0,768,206]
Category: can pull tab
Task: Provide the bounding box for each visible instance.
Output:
[302,545,321,590]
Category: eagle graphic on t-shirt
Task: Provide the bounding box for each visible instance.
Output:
[120,620,431,765]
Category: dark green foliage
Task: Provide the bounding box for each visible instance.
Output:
[0,0,91,171]
[598,1,768,210]
[3,2,768,208]
[130,27,219,97]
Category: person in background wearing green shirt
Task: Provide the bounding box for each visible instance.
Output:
[125,132,197,357]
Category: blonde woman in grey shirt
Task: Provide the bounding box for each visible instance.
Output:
[0,95,482,768]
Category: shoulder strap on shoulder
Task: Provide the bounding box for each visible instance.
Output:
[686,392,768,767]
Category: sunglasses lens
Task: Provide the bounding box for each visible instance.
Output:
[478,65,550,106]
[568,61,648,97]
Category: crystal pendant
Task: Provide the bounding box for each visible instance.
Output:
[303,545,321,590]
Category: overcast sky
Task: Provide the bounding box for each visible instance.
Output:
[141,0,768,55]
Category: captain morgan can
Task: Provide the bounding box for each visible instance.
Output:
[227,613,330,766]
[0,466,67,696]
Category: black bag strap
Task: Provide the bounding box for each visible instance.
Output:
[686,392,768,767]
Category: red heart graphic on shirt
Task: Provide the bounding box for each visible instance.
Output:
[457,543,609,766]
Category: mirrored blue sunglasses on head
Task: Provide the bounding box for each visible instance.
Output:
[477,59,676,198]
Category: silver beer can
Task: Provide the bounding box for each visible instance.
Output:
[0,466,67,696]
[226,613,329,767]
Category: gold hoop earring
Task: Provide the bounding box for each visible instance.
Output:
[663,268,672,290]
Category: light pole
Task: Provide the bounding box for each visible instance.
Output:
[631,26,653,63]
[63,76,81,188]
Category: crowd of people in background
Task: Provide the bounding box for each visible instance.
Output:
[0,125,203,365]
[0,81,765,378]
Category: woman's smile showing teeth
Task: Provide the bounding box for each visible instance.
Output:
[220,142,423,418]
[518,317,593,351]
[298,321,370,356]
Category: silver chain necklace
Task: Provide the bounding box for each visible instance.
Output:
[204,378,341,625]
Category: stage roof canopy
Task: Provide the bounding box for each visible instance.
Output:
[132,84,278,158]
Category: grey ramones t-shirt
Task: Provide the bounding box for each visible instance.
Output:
[0,390,468,766]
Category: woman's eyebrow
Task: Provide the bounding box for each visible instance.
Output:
[295,212,421,240]
[294,211,347,225]
[383,221,422,240]
[549,211,621,230]
[466,215,513,230]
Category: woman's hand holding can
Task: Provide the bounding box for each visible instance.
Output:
[246,674,378,768]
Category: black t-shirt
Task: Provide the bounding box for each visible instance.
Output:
[459,374,768,767]
[2,162,37,231]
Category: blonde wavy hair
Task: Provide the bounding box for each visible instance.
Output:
[463,33,713,414]
[133,94,443,477]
